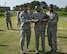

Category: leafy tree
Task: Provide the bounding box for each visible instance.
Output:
[40,1,48,9]
[13,1,48,10]
[54,5,60,11]
[63,6,67,12]
[30,1,40,9]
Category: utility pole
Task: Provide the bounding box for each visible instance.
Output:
[4,2,7,7]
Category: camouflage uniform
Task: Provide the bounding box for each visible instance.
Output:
[19,11,32,51]
[32,10,47,53]
[28,10,33,14]
[5,11,12,29]
[17,11,21,27]
[47,11,58,53]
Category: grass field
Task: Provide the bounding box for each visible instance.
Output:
[0,15,67,54]
[57,11,67,18]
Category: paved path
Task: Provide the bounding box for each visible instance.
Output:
[61,18,67,22]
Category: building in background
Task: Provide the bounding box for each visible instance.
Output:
[0,7,10,11]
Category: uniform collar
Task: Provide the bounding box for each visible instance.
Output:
[50,10,55,13]
[23,11,28,13]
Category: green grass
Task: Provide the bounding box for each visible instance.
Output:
[0,16,67,54]
[0,12,5,17]
[57,11,67,18]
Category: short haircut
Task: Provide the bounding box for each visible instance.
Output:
[35,5,40,9]
[23,4,28,7]
[50,4,54,7]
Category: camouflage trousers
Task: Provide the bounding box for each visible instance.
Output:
[20,29,31,51]
[6,19,12,29]
[35,29,45,51]
[47,30,57,51]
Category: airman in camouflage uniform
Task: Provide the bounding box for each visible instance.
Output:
[17,8,21,27]
[47,4,58,54]
[19,5,32,54]
[5,10,12,30]
[32,6,48,54]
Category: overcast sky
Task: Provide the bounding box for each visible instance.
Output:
[0,0,67,10]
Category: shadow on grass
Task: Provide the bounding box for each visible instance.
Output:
[46,35,67,39]
[0,30,4,32]
[26,51,67,54]
[0,44,8,47]
[25,50,67,54]
[12,29,20,31]
[29,50,35,52]
[58,36,67,39]
[46,52,67,54]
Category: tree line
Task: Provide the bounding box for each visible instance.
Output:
[13,1,67,12]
